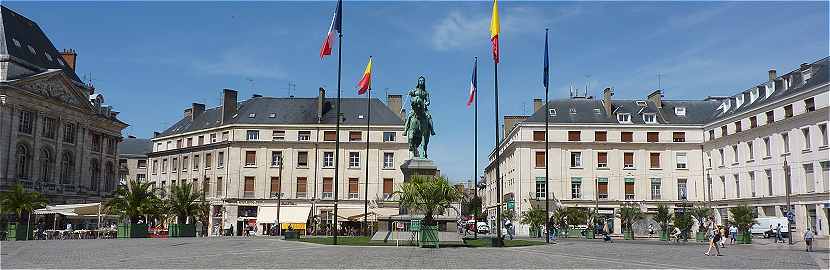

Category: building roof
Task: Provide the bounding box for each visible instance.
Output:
[524,98,719,125]
[0,5,82,83]
[118,137,152,157]
[158,96,403,137]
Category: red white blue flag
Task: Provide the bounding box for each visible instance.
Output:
[467,58,477,107]
[320,0,342,59]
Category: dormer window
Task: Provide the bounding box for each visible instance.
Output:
[635,101,647,107]
[548,109,557,116]
[569,108,576,115]
[675,107,687,116]
[643,113,657,124]
[802,68,813,81]
[593,108,601,114]
[358,114,365,119]
[248,113,256,118]
[269,113,276,118]
[617,113,631,123]
[736,95,744,107]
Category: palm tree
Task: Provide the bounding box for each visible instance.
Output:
[551,207,570,236]
[689,205,713,232]
[654,204,673,240]
[1,184,48,240]
[729,204,757,244]
[106,180,158,224]
[617,203,644,238]
[167,182,202,224]
[395,175,461,226]
[520,207,546,238]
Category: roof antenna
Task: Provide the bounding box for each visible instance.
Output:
[246,78,255,94]
[657,73,663,90]
[569,83,574,98]
[584,75,591,98]
[285,81,296,98]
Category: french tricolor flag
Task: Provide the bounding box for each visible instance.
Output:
[320,0,342,59]
[467,58,477,107]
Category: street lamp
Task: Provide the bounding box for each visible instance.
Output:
[276,155,283,236]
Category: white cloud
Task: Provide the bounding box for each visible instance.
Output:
[191,46,287,80]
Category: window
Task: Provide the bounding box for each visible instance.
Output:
[647,132,659,143]
[535,177,547,198]
[89,160,100,191]
[322,177,333,198]
[643,113,656,124]
[152,160,158,174]
[569,152,581,168]
[91,133,102,152]
[323,131,336,141]
[60,152,74,184]
[187,138,193,147]
[765,111,774,124]
[182,157,188,170]
[198,136,204,145]
[43,117,56,139]
[210,133,217,143]
[214,177,222,195]
[595,131,607,142]
[721,126,728,137]
[623,152,634,169]
[272,130,285,141]
[296,177,307,198]
[533,131,545,142]
[749,171,756,197]
[568,131,580,141]
[650,152,660,168]
[349,131,362,142]
[383,153,394,169]
[63,123,76,144]
[802,128,811,150]
[193,155,200,170]
[765,169,773,196]
[734,174,740,198]
[137,160,147,169]
[245,151,256,166]
[677,179,687,200]
[821,162,829,193]
[782,132,790,153]
[763,137,771,157]
[536,152,547,168]
[383,132,396,142]
[271,151,282,167]
[569,108,576,114]
[246,130,259,140]
[672,132,686,142]
[222,131,230,141]
[719,148,725,165]
[348,178,359,199]
[217,152,224,168]
[597,152,608,168]
[171,157,178,171]
[650,178,661,200]
[708,130,715,140]
[805,164,815,193]
[621,132,633,142]
[805,98,815,112]
[137,174,146,182]
[597,178,608,199]
[176,139,182,149]
[549,109,557,116]
[747,141,755,160]
[820,124,829,147]
[624,178,635,200]
[349,152,360,168]
[270,177,281,198]
[205,153,212,168]
[750,116,758,128]
[298,131,311,141]
[297,151,308,167]
[16,145,30,179]
[784,105,793,118]
[732,145,739,164]
[570,178,581,199]
[675,107,686,116]
[323,152,334,167]
[243,176,255,198]
[383,178,394,199]
[734,121,742,133]
[18,110,34,134]
[617,113,631,123]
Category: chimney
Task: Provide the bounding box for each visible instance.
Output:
[221,88,238,124]
[252,94,262,98]
[183,108,192,119]
[317,87,326,122]
[503,115,528,138]
[191,103,205,121]
[602,87,614,117]
[59,49,77,70]
[800,63,811,71]
[533,98,544,113]
[387,94,403,120]
[768,69,777,81]
[153,131,160,138]
[647,90,663,108]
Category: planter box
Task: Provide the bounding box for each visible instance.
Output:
[659,231,668,241]
[284,231,299,240]
[6,223,30,241]
[737,232,752,244]
[169,224,196,237]
[419,225,439,248]
[623,230,634,240]
[117,223,148,238]
[696,231,706,242]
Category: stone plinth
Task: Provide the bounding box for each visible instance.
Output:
[399,158,439,181]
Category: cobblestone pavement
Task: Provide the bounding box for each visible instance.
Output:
[1,237,826,269]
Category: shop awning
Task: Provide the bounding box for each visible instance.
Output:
[34,203,102,216]
[278,206,311,224]
[337,207,399,221]
[257,206,278,224]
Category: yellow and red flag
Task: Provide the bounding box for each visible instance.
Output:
[357,57,372,95]
[490,0,500,63]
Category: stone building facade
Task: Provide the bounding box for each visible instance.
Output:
[118,136,151,186]
[0,5,127,203]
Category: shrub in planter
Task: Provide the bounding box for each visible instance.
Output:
[117,223,148,238]
[624,230,634,240]
[729,205,757,245]
[617,203,644,240]
[654,204,673,241]
[0,184,47,241]
[420,225,440,247]
[690,205,713,243]
[169,223,196,237]
[6,223,30,241]
[394,176,461,248]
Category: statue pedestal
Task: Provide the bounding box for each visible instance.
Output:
[400,158,439,181]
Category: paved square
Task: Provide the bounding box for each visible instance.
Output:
[1,237,826,269]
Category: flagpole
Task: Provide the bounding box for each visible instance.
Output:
[494,53,502,247]
[544,28,550,244]
[333,26,342,247]
[473,56,478,241]
[364,64,371,236]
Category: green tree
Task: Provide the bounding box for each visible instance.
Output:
[654,204,673,233]
[106,180,158,224]
[689,205,713,231]
[167,182,203,224]
[617,203,644,232]
[728,205,757,235]
[551,207,570,234]
[0,183,47,221]
[673,213,694,240]
[394,176,461,225]
[520,207,547,237]
[461,195,483,219]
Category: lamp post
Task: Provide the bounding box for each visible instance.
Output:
[784,156,793,245]
[276,156,283,236]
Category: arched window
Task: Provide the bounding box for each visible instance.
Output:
[105,162,114,192]
[90,159,100,191]
[16,144,30,180]
[60,152,74,185]
[39,148,53,182]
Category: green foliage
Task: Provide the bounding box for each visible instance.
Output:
[551,207,569,232]
[106,180,159,223]
[654,204,673,232]
[0,183,47,221]
[167,182,203,224]
[394,176,462,225]
[499,209,515,222]
[673,213,694,233]
[582,208,597,229]
[520,207,547,232]
[617,203,644,231]
[689,205,713,230]
[729,204,757,233]
[461,195,483,219]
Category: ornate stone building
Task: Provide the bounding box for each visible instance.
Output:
[0,5,127,203]
[118,136,151,186]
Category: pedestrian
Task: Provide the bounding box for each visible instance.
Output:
[775,223,783,243]
[648,224,655,238]
[673,226,682,243]
[729,225,737,244]
[705,227,722,256]
[719,225,727,248]
[804,228,814,252]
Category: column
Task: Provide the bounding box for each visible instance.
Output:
[817,204,829,236]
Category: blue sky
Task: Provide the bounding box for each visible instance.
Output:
[7,1,828,183]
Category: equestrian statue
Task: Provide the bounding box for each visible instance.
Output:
[404,76,436,158]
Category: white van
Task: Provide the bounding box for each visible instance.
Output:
[750,217,789,238]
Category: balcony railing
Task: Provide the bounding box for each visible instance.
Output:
[348,193,359,199]
[625,194,635,200]
[270,192,283,198]
[322,192,332,199]
[243,191,255,198]
[598,193,608,200]
[296,192,307,198]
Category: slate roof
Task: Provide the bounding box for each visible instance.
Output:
[0,5,82,83]
[524,98,719,125]
[158,97,403,137]
[119,138,152,157]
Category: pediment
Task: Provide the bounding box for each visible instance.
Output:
[10,70,92,110]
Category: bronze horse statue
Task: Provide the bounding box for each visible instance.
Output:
[404,76,435,158]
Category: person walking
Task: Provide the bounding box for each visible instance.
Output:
[705,227,722,256]
[719,225,727,248]
[804,228,814,252]
[775,223,783,243]
[673,226,682,243]
[648,224,655,238]
[729,225,738,244]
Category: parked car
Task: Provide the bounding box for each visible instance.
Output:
[476,222,490,234]
[750,217,789,238]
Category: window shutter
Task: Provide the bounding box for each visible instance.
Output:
[598,182,608,194]
[598,152,608,164]
[270,177,280,193]
[383,178,393,194]
[533,131,545,142]
[349,178,359,193]
[650,153,660,168]
[568,131,580,141]
[323,177,333,192]
[535,152,546,167]
[625,182,634,194]
[324,131,337,141]
[245,151,256,165]
[647,132,658,142]
[673,132,686,142]
[349,131,362,141]
[244,177,254,192]
[621,132,633,142]
[624,152,634,165]
[595,131,607,142]
[296,177,307,193]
